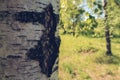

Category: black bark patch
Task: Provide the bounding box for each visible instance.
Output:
[7,55,22,59]
[26,4,60,77]
[14,11,45,25]
[14,11,59,25]
[0,11,10,21]
[0,10,59,25]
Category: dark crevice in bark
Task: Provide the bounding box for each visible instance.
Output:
[26,4,60,77]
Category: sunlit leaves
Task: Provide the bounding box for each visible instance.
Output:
[60,0,99,36]
[114,0,120,6]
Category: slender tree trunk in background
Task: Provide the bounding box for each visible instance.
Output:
[72,22,76,36]
[103,0,112,55]
[0,0,60,80]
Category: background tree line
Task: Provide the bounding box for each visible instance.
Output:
[59,0,120,55]
[59,0,120,38]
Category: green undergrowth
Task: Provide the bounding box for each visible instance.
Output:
[59,34,120,80]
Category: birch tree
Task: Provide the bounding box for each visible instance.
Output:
[0,0,60,80]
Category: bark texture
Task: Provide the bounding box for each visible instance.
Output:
[0,0,60,80]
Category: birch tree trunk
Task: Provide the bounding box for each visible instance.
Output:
[103,0,112,55]
[0,0,60,80]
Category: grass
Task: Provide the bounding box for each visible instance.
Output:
[59,34,120,80]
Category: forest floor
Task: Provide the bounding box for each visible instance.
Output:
[59,34,120,80]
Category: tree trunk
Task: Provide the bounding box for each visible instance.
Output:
[0,0,60,80]
[103,0,112,55]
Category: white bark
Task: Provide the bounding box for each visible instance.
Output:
[0,0,60,80]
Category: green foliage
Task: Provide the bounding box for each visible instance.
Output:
[60,0,98,36]
[90,0,103,15]
[115,0,120,6]
[59,0,120,37]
